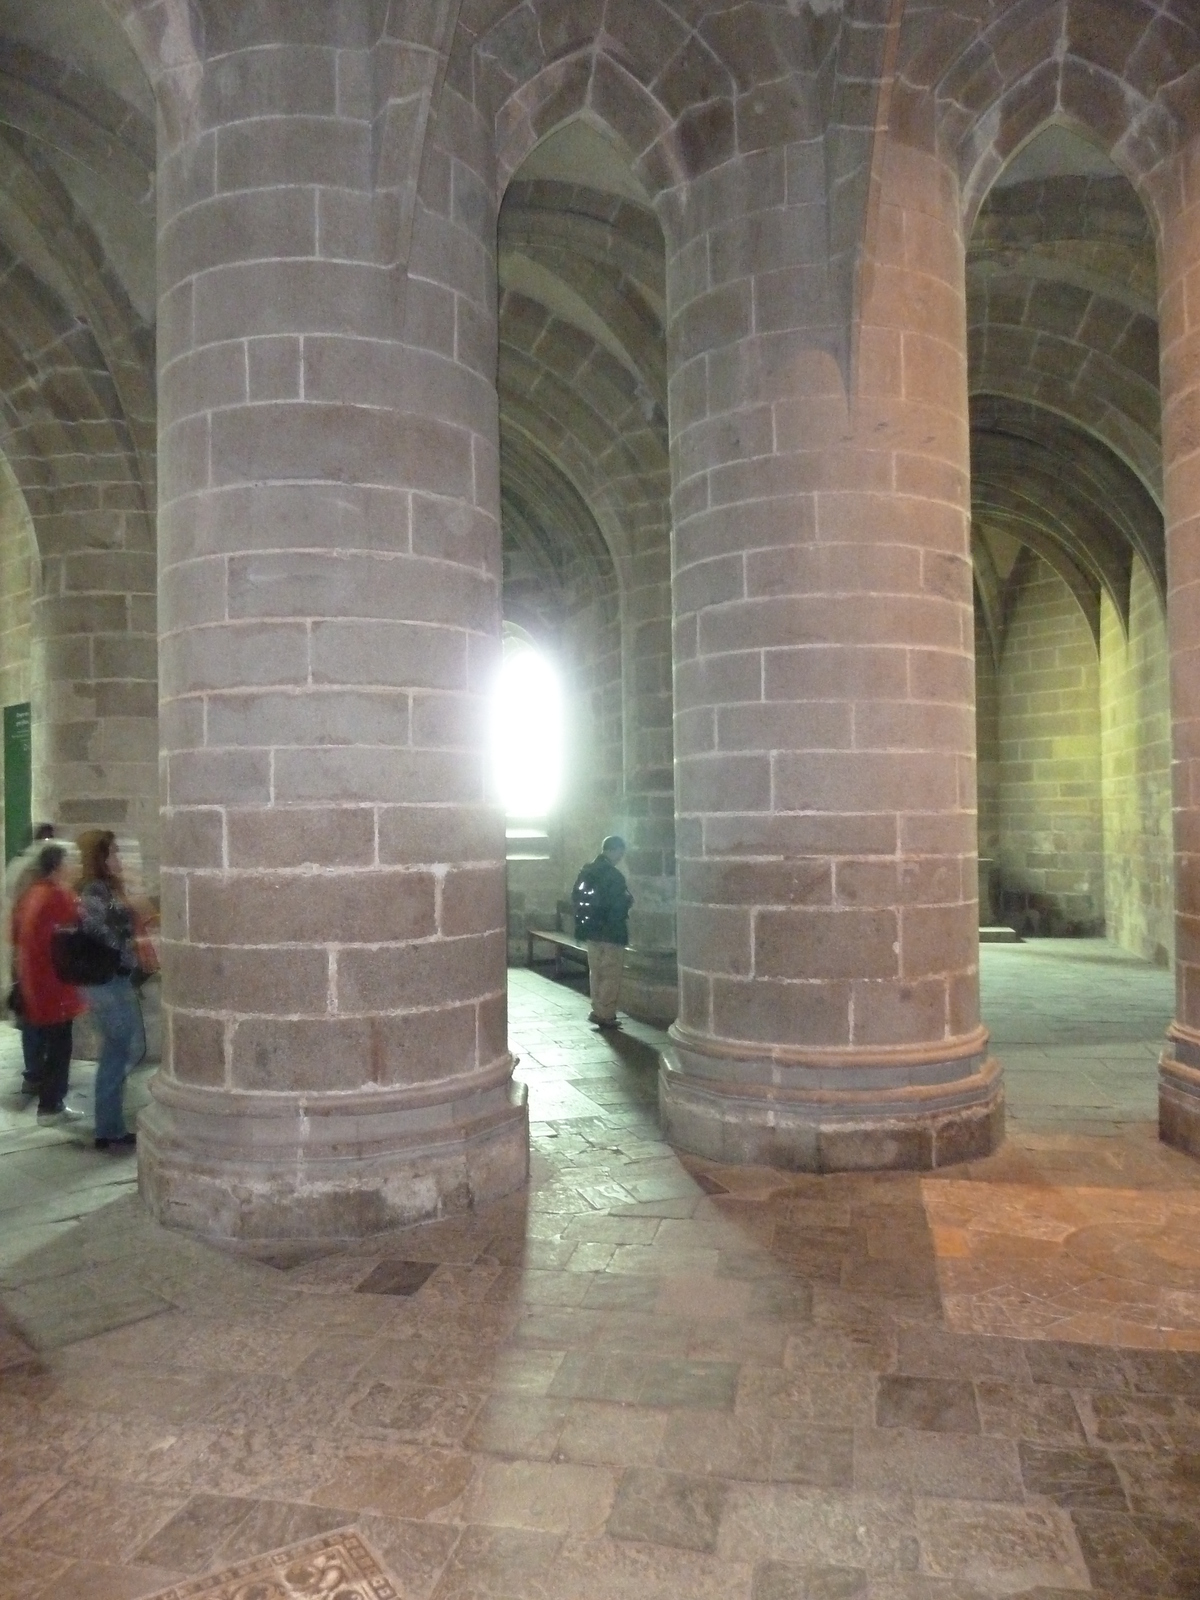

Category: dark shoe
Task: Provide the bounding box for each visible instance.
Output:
[596,1018,621,1030]
[19,1079,38,1097]
[95,1132,136,1150]
[37,1107,85,1126]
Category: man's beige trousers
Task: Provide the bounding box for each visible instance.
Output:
[586,940,625,1022]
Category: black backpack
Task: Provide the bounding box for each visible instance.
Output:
[50,926,121,986]
[571,865,598,939]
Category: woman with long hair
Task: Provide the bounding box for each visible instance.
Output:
[13,843,85,1124]
[76,829,145,1150]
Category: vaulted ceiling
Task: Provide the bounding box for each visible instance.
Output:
[498,119,668,629]
[0,11,1170,674]
[968,124,1164,659]
[0,1,155,547]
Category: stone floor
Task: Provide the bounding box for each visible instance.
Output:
[981,939,1168,1132]
[1,941,1198,1599]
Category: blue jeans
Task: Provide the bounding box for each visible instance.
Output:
[84,977,143,1139]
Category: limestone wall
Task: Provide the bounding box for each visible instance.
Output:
[0,454,34,748]
[975,608,1000,907]
[1100,560,1172,965]
[561,590,623,903]
[997,556,1104,934]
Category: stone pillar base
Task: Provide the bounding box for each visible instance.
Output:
[138,1071,529,1245]
[621,949,679,1028]
[1160,1026,1200,1158]
[659,1027,1004,1172]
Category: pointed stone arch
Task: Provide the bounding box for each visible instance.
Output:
[101,0,203,141]
[492,51,685,202]
[462,0,823,206]
[893,0,1200,235]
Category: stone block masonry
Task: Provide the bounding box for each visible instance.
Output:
[138,10,527,1243]
[997,555,1104,937]
[1159,129,1200,1160]
[660,135,1002,1170]
[1101,561,1172,967]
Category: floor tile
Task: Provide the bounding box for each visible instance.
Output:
[464,1459,617,1537]
[607,1467,727,1553]
[465,1395,568,1460]
[31,1557,186,1599]
[345,1380,483,1448]
[0,952,1196,1599]
[207,1500,353,1566]
[1025,1342,1133,1390]
[546,1533,753,1600]
[1070,1508,1200,1596]
[853,1429,1023,1501]
[716,1486,920,1572]
[426,1525,560,1600]
[875,1378,979,1434]
[12,1483,184,1566]
[914,1500,1090,1591]
[751,1565,867,1600]
[129,1495,256,1574]
[350,1515,458,1600]
[1081,1389,1200,1449]
[1112,1446,1200,1519]
[129,1530,398,1599]
[973,1380,1087,1445]
[1016,1443,1130,1510]
[556,1401,668,1467]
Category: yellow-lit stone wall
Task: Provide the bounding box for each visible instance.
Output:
[0,454,33,729]
[997,557,1104,934]
[975,609,1001,916]
[0,455,36,978]
[1100,559,1172,966]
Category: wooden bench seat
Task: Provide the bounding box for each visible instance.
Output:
[526,926,589,977]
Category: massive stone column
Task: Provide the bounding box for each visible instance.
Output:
[1158,134,1200,1157]
[661,138,1003,1170]
[139,11,527,1241]
[618,510,679,1025]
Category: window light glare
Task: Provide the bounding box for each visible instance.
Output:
[493,644,563,818]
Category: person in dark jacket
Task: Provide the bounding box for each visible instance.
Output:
[76,829,145,1150]
[572,835,634,1030]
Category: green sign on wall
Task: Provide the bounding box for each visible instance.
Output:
[4,701,31,865]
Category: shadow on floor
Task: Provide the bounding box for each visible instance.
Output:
[0,948,1195,1597]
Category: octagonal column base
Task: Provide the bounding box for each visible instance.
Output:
[621,949,679,1028]
[138,1070,529,1246]
[1160,1026,1200,1159]
[659,1026,1004,1172]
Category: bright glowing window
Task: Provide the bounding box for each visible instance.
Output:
[492,630,563,818]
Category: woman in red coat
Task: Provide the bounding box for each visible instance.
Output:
[13,843,85,1124]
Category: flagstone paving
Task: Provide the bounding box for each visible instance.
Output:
[0,942,1196,1599]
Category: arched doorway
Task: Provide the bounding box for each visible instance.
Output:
[967,123,1174,1128]
[496,117,676,1023]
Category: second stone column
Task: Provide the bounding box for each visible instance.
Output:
[1158,132,1200,1157]
[139,10,527,1241]
[661,137,1003,1170]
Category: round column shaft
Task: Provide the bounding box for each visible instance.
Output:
[139,12,526,1242]
[661,139,1002,1170]
[1159,134,1200,1156]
